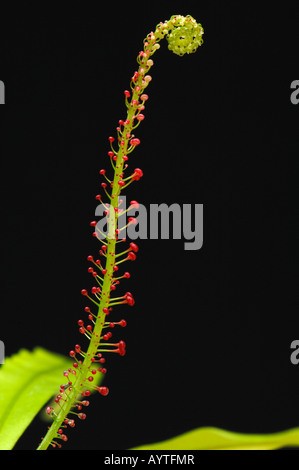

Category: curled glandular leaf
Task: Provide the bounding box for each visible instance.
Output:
[166,15,204,56]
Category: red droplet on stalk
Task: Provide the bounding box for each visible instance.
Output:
[127,251,137,261]
[130,137,140,146]
[130,200,139,209]
[132,168,143,180]
[129,242,138,252]
[118,340,126,355]
[125,292,135,306]
[97,386,109,396]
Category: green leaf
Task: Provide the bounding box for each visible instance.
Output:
[0,347,72,450]
[132,426,299,450]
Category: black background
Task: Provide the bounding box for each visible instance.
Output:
[0,1,298,450]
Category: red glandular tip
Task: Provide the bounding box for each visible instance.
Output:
[128,217,138,226]
[103,332,112,341]
[125,292,135,306]
[132,168,143,181]
[130,200,139,209]
[130,138,140,147]
[91,286,101,294]
[129,242,138,252]
[127,251,137,261]
[96,386,109,396]
[115,340,126,356]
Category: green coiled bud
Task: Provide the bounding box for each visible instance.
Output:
[166,15,204,56]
